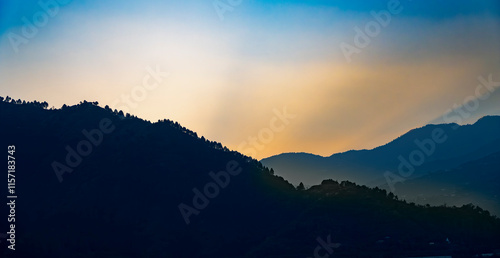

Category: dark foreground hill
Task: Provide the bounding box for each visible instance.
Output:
[1,99,500,257]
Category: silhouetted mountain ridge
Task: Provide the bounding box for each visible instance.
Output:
[1,99,500,257]
[262,115,500,187]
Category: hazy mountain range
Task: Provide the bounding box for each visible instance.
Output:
[261,116,500,215]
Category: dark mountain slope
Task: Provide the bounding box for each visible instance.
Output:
[1,99,499,257]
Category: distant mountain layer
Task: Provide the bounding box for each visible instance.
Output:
[395,150,500,216]
[1,100,500,257]
[261,116,500,188]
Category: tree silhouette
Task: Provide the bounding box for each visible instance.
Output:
[387,192,396,200]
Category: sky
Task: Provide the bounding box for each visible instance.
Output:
[1,0,500,160]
